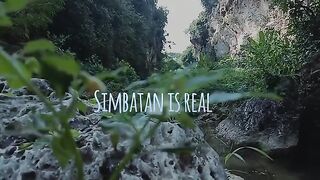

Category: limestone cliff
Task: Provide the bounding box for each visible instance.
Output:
[190,0,288,58]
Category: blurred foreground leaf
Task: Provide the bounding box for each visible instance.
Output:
[0,49,31,88]
[23,39,56,54]
[43,54,80,76]
[5,0,27,12]
[176,113,195,128]
[0,16,12,26]
[209,92,246,103]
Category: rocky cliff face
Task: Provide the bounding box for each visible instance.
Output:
[191,0,288,58]
[216,98,299,151]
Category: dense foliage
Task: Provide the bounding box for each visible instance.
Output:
[273,0,320,58]
[50,0,168,77]
[160,52,182,72]
[193,30,302,92]
[0,0,65,43]
[0,0,168,77]
[180,46,197,66]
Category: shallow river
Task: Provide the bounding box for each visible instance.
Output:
[203,128,319,180]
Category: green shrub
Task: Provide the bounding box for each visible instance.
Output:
[49,0,168,77]
[181,46,197,66]
[0,0,65,42]
[160,59,182,72]
[210,30,301,92]
[80,57,140,92]
[241,30,301,77]
[81,55,106,75]
[197,53,215,70]
[215,68,266,92]
[104,60,140,92]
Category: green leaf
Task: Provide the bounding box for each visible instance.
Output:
[176,113,195,128]
[111,132,120,150]
[5,0,28,12]
[226,152,246,164]
[19,142,33,151]
[0,50,16,74]
[225,146,273,165]
[43,54,80,76]
[25,57,40,74]
[209,92,246,103]
[51,132,77,168]
[80,72,106,94]
[185,74,222,91]
[0,49,31,88]
[38,58,74,97]
[32,113,57,132]
[76,100,88,114]
[23,39,56,54]
[244,146,273,161]
[71,129,80,139]
[0,16,12,26]
[224,153,232,165]
[51,137,70,167]
[160,146,196,154]
[101,112,114,119]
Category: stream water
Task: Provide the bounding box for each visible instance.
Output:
[203,128,319,180]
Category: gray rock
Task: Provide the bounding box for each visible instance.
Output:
[0,79,227,180]
[0,79,9,94]
[11,78,53,96]
[216,99,299,151]
[226,172,244,180]
[0,122,227,180]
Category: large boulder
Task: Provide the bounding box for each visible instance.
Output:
[216,99,299,151]
[0,79,227,180]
